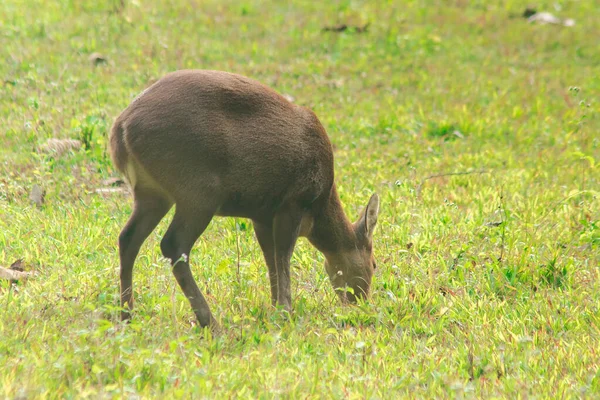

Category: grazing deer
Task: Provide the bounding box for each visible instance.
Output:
[109,70,379,331]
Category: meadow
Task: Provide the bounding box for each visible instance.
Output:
[1,0,599,397]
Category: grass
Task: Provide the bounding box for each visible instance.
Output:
[1,0,599,397]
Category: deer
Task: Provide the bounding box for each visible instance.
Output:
[109,70,380,332]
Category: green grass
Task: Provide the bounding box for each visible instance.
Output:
[1,0,599,397]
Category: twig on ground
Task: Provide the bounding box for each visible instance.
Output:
[0,267,32,282]
[415,169,489,198]
[235,219,241,284]
[498,187,508,262]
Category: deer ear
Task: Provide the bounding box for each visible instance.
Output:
[358,193,379,239]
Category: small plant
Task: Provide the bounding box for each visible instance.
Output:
[425,121,465,141]
[77,116,99,151]
[540,257,568,289]
[72,115,109,163]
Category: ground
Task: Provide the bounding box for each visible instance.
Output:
[1,0,599,398]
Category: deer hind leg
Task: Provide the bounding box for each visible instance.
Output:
[253,220,278,306]
[272,207,303,312]
[160,204,219,331]
[118,187,172,321]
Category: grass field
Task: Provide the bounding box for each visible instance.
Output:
[1,0,599,398]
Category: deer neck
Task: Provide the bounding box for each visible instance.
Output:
[307,184,355,254]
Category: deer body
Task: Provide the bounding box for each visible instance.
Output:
[110,70,379,331]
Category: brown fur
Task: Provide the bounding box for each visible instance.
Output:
[109,70,379,331]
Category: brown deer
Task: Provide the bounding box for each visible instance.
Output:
[109,70,379,331]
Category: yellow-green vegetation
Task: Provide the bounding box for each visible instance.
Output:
[1,0,599,397]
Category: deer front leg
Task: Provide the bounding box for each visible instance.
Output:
[272,208,303,312]
[253,220,278,306]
